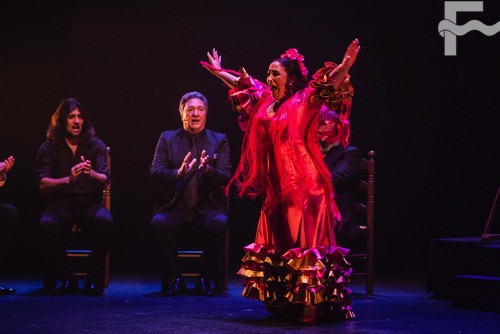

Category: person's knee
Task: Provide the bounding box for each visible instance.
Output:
[150,212,176,234]
[39,214,59,234]
[205,213,228,232]
[0,203,19,223]
[95,208,113,232]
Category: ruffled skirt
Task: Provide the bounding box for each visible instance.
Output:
[237,243,355,321]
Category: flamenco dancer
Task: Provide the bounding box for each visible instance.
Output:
[201,39,360,323]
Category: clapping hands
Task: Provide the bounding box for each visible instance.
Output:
[0,156,15,180]
[198,150,209,174]
[177,150,209,179]
[69,156,92,183]
[0,156,15,172]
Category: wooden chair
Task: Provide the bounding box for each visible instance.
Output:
[480,183,500,241]
[176,198,229,292]
[65,147,111,287]
[346,150,375,295]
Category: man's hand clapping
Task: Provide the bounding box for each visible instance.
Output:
[68,156,92,183]
[0,156,15,181]
[177,152,197,179]
[198,150,210,174]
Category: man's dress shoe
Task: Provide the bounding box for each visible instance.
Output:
[0,285,15,295]
[55,278,78,295]
[162,277,186,296]
[84,280,104,296]
[195,277,214,297]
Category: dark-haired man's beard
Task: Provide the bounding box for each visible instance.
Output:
[66,128,81,138]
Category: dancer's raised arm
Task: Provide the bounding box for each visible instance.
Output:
[327,39,360,88]
[202,48,247,88]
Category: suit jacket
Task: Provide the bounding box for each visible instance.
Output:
[150,129,231,215]
[323,144,362,225]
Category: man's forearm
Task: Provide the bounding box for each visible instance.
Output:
[39,177,71,193]
[89,170,108,187]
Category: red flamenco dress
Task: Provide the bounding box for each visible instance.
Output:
[229,63,355,321]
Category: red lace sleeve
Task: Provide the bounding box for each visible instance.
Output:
[308,61,354,110]
[228,76,268,132]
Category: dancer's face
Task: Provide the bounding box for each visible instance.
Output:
[180,97,207,135]
[267,61,289,102]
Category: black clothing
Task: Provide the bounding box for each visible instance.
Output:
[323,144,362,237]
[149,129,231,287]
[35,138,113,286]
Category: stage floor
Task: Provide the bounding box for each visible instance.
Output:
[1,273,498,334]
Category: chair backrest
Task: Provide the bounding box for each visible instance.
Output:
[355,150,375,234]
[103,147,112,211]
[481,183,500,241]
[102,147,111,286]
[349,150,375,295]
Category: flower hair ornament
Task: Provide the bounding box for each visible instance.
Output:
[280,48,308,81]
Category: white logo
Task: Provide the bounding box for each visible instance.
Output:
[438,1,500,56]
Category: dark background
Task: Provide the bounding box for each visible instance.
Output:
[1,0,499,278]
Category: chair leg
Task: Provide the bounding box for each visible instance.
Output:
[104,251,110,288]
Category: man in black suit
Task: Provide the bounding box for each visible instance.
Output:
[318,109,364,238]
[0,155,19,295]
[150,91,231,296]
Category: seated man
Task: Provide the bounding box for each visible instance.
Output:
[35,98,113,296]
[150,91,231,296]
[318,109,365,238]
[0,155,19,295]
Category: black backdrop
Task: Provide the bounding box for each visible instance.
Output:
[1,0,499,277]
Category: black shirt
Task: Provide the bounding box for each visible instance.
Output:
[35,138,108,209]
